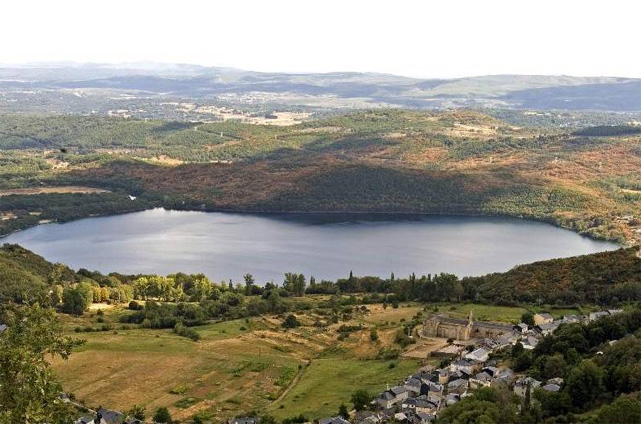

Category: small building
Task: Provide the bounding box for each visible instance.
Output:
[521,336,539,350]
[447,378,469,395]
[513,323,528,333]
[376,386,408,409]
[589,311,610,322]
[469,372,492,389]
[465,347,490,363]
[514,377,541,397]
[536,321,560,336]
[533,313,554,326]
[541,383,561,392]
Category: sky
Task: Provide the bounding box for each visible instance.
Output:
[3,0,640,78]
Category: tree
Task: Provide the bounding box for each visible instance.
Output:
[596,392,641,424]
[521,312,535,326]
[244,273,256,296]
[284,273,306,297]
[282,314,300,329]
[370,328,379,342]
[338,404,349,419]
[127,405,146,421]
[565,360,604,410]
[0,304,84,424]
[153,407,172,423]
[351,389,371,411]
[61,284,92,315]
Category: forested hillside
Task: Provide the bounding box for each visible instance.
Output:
[463,247,641,305]
[1,110,640,244]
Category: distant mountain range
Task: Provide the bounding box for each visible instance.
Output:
[0,62,639,113]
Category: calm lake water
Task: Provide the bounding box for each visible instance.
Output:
[3,209,618,282]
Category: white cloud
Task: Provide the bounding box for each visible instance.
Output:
[2,0,640,78]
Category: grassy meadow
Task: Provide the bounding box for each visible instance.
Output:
[51,300,595,422]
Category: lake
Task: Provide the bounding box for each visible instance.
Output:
[2,209,618,283]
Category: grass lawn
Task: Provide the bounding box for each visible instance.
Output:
[435,303,528,323]
[268,358,420,420]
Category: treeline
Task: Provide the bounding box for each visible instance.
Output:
[573,125,641,137]
[0,192,153,237]
[462,247,641,305]
[2,244,640,321]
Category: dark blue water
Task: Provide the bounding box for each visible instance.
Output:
[2,209,618,283]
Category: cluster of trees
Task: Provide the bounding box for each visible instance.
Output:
[0,304,84,423]
[573,125,641,137]
[514,308,641,422]
[4,243,639,323]
[0,192,152,237]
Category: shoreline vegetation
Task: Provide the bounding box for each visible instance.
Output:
[1,109,639,246]
[0,202,633,246]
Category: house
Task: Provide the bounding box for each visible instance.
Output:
[437,369,450,385]
[229,418,260,424]
[444,393,460,406]
[481,366,499,378]
[393,412,408,422]
[513,323,528,333]
[536,321,560,336]
[469,372,492,389]
[354,412,382,424]
[77,409,124,424]
[414,412,434,424]
[376,386,408,409]
[97,409,124,424]
[404,377,422,395]
[319,417,351,424]
[449,359,474,374]
[465,347,490,362]
[547,377,564,386]
[420,382,444,398]
[402,397,438,414]
[376,391,396,409]
[561,315,581,324]
[533,313,554,325]
[521,336,539,350]
[492,369,516,387]
[447,378,469,394]
[589,311,610,322]
[514,377,541,397]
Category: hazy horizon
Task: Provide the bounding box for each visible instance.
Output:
[1,59,639,80]
[3,0,641,79]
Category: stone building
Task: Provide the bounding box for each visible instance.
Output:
[422,312,513,341]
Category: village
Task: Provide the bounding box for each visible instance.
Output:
[70,308,623,424]
[307,308,624,424]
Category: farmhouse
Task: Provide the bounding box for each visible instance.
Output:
[422,312,512,341]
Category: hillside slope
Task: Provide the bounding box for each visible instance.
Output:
[1,110,640,244]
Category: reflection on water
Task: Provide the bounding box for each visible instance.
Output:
[3,209,618,283]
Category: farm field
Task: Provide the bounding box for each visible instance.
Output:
[49,299,592,421]
[52,302,429,422]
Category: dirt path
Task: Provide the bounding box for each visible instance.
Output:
[271,360,310,405]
